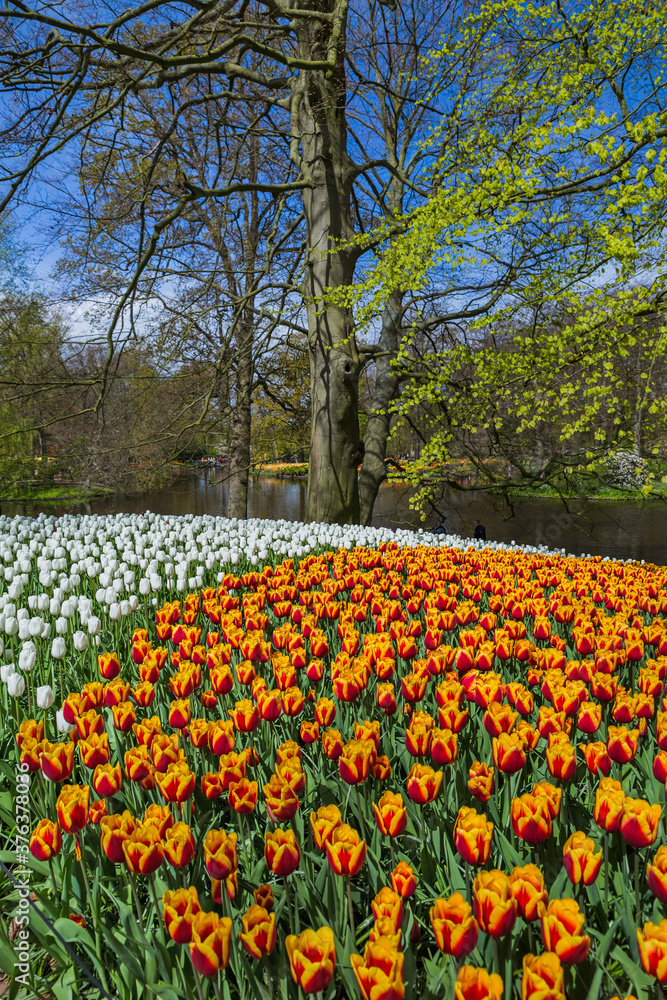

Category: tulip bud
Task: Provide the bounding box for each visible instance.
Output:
[28,616,44,637]
[1,664,16,683]
[87,616,101,636]
[73,631,88,652]
[8,673,25,697]
[37,685,55,710]
[5,617,18,636]
[51,637,66,659]
[109,603,121,621]
[55,617,68,635]
[19,643,37,672]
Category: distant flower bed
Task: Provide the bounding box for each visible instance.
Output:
[2,512,667,999]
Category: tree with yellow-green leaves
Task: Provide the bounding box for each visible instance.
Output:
[348,0,667,513]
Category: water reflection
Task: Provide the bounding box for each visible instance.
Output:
[2,471,667,565]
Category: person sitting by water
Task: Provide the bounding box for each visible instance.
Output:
[473,520,487,541]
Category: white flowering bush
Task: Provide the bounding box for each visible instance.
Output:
[602,449,648,489]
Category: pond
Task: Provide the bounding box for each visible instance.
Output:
[3,471,667,564]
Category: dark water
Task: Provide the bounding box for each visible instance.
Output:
[3,472,667,564]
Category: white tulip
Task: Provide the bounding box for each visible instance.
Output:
[55,617,68,635]
[73,630,88,651]
[17,607,29,621]
[18,620,30,640]
[1,664,16,683]
[139,578,150,596]
[8,673,25,697]
[28,616,44,637]
[129,595,139,611]
[41,622,51,638]
[56,709,75,734]
[8,580,23,599]
[109,603,121,620]
[120,600,132,617]
[18,643,36,672]
[87,616,101,636]
[51,637,66,659]
[36,685,54,709]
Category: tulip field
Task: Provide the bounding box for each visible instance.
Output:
[3,513,667,999]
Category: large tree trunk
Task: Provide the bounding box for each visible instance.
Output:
[297,2,362,525]
[227,320,253,519]
[359,290,404,525]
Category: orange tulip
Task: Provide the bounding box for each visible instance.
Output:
[98,652,121,680]
[239,905,277,959]
[492,732,526,775]
[122,824,164,875]
[521,952,565,1000]
[325,824,367,877]
[203,829,238,880]
[483,702,518,737]
[473,869,517,937]
[532,781,562,819]
[511,794,551,846]
[263,774,299,822]
[391,861,417,899]
[372,791,407,838]
[454,806,494,865]
[229,698,260,733]
[155,761,196,803]
[563,831,602,886]
[406,762,443,804]
[112,702,136,732]
[430,728,458,766]
[143,803,174,838]
[468,761,495,803]
[454,966,503,1000]
[164,822,196,868]
[339,738,374,785]
[405,722,432,757]
[508,864,547,922]
[545,734,576,782]
[92,762,122,798]
[619,798,661,848]
[310,804,343,850]
[350,938,405,1000]
[322,728,344,760]
[638,919,667,983]
[56,784,89,834]
[265,828,300,876]
[580,741,612,777]
[254,884,274,910]
[100,810,137,863]
[163,886,201,944]
[29,819,62,861]
[430,893,479,958]
[647,846,667,905]
[607,725,640,764]
[228,778,258,814]
[594,777,626,833]
[189,911,233,976]
[538,898,590,963]
[285,926,336,994]
[40,740,76,783]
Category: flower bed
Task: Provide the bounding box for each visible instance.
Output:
[2,512,667,999]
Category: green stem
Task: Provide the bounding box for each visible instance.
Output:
[604,833,610,915]
[192,967,205,1000]
[127,870,147,939]
[78,841,110,991]
[346,875,356,945]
